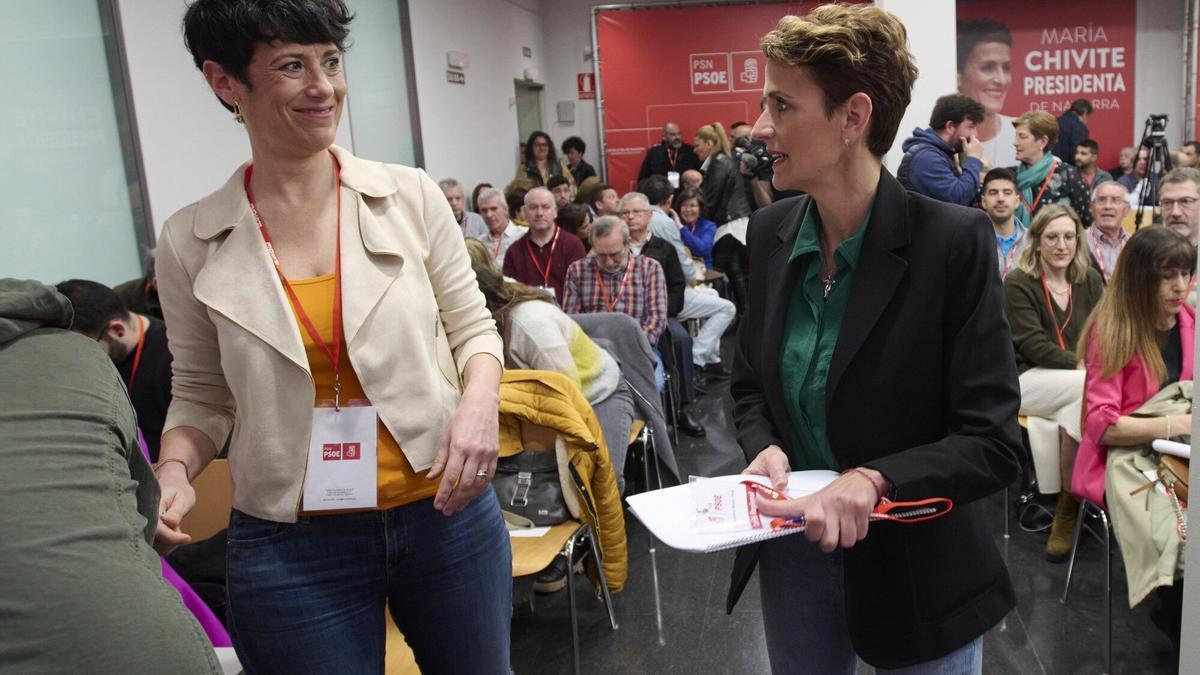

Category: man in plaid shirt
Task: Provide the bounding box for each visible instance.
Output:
[562,216,668,345]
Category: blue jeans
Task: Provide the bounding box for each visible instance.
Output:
[758,535,983,674]
[225,487,512,674]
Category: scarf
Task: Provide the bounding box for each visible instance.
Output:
[1015,152,1056,225]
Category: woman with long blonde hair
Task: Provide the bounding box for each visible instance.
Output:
[1001,204,1104,561]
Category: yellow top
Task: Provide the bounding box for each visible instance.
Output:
[288,273,438,511]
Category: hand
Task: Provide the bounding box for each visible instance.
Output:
[154,463,195,556]
[668,208,683,228]
[963,134,985,162]
[755,469,884,552]
[428,387,501,515]
[743,445,791,490]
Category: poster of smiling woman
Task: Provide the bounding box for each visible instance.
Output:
[956,0,1135,170]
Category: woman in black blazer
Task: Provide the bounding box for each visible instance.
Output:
[696,122,752,313]
[729,6,1024,673]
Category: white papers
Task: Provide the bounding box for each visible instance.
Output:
[1152,439,1191,459]
[625,470,839,553]
[509,526,552,538]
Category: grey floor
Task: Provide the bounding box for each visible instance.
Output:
[510,344,1182,674]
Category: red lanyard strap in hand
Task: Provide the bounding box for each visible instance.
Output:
[742,480,955,531]
[1040,275,1073,351]
[526,229,560,287]
[244,157,345,409]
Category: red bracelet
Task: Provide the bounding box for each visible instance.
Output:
[843,467,890,502]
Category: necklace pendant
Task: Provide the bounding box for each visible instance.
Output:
[822,275,836,300]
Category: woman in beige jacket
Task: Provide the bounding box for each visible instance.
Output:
[154,2,510,672]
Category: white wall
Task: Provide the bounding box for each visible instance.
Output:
[407,0,547,193]
[1135,0,1187,149]
[877,0,958,169]
[542,0,601,175]
[117,0,352,234]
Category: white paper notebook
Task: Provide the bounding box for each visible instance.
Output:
[625,470,839,553]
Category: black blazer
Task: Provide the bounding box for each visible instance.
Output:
[701,152,751,225]
[727,169,1023,669]
[638,142,702,181]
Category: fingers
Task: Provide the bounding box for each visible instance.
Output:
[755,493,807,519]
[766,454,790,490]
[432,450,464,513]
[153,519,192,557]
[426,429,451,480]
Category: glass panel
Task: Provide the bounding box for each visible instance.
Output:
[344,0,420,167]
[0,2,142,286]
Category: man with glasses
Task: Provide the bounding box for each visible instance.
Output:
[1159,167,1200,247]
[55,279,173,462]
[1086,181,1132,283]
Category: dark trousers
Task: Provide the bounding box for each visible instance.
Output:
[712,234,748,315]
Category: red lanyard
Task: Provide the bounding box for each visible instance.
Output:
[1087,227,1111,281]
[525,228,560,286]
[490,234,504,261]
[596,257,633,311]
[1000,237,1021,278]
[1040,275,1074,350]
[244,157,344,409]
[1019,159,1057,215]
[125,315,146,392]
[666,147,679,170]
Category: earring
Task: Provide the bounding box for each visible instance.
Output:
[233,101,244,124]
[842,137,850,148]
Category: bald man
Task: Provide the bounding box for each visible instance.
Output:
[502,187,587,303]
[638,122,702,185]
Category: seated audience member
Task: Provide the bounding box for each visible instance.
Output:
[674,188,717,268]
[1014,110,1092,228]
[681,169,704,191]
[562,135,597,187]
[0,279,220,673]
[465,239,634,492]
[519,130,575,189]
[1051,98,1092,163]
[1073,227,1194,644]
[1074,139,1113,191]
[1109,145,1135,181]
[470,182,493,212]
[619,192,706,436]
[576,175,601,204]
[1160,167,1200,249]
[562,216,667,348]
[639,177,735,379]
[1121,147,1160,208]
[505,178,534,224]
[439,177,487,239]
[547,174,574,211]
[1001,205,1104,561]
[556,203,592,249]
[1086,180,1131,283]
[1178,140,1199,168]
[638,121,702,183]
[56,279,173,462]
[582,181,620,221]
[981,168,1027,279]
[473,187,528,267]
[113,249,162,320]
[897,93,987,205]
[502,186,586,302]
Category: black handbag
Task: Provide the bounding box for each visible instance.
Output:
[493,449,568,525]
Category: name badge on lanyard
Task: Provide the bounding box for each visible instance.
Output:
[667,171,681,189]
[245,155,379,512]
[304,404,379,511]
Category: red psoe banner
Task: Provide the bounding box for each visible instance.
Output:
[595,3,814,193]
[956,1,1136,169]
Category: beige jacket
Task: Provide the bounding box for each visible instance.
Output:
[157,145,503,522]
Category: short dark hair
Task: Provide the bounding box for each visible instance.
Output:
[637,175,674,206]
[1185,140,1199,153]
[956,19,1012,72]
[561,136,586,155]
[981,167,1017,192]
[1069,99,1093,116]
[547,175,570,191]
[183,0,354,113]
[730,121,751,130]
[55,279,128,337]
[1077,138,1099,155]
[929,94,985,130]
[555,204,590,237]
[583,182,615,208]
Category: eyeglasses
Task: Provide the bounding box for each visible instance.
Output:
[618,209,649,218]
[1160,197,1200,211]
[1092,196,1126,205]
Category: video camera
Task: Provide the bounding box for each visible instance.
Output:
[733,136,774,181]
